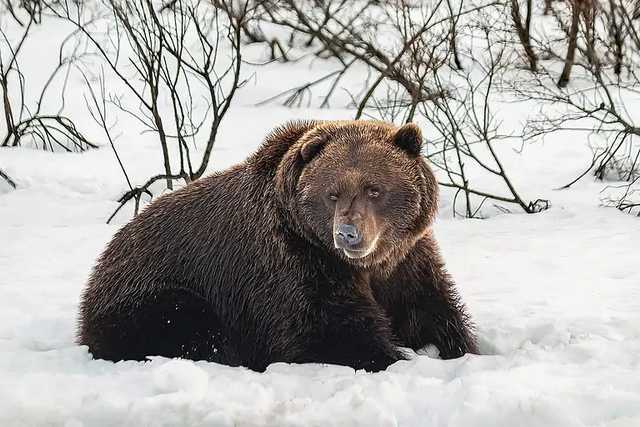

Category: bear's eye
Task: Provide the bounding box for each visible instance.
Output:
[368,188,381,199]
[327,193,339,202]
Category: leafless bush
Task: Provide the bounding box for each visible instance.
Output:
[514,0,640,215]
[252,0,543,217]
[556,0,589,88]
[4,0,639,219]
[510,0,538,72]
[513,0,640,214]
[0,9,96,153]
[47,0,246,221]
[254,0,498,113]
[601,176,640,215]
[421,27,547,217]
[1,0,42,26]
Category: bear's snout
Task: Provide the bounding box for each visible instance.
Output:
[335,223,362,247]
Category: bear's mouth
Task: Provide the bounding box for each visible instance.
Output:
[341,248,370,259]
[335,233,380,260]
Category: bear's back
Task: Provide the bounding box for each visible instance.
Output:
[86,165,289,309]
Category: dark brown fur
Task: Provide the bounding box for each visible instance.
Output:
[78,120,477,372]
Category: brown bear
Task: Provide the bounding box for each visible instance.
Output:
[78,120,477,372]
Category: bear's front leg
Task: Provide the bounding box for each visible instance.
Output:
[372,236,478,359]
[309,281,406,372]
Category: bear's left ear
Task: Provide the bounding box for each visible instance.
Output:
[393,123,422,157]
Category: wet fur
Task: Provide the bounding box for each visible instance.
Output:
[78,120,477,371]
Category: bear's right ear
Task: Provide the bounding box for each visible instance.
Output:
[393,123,423,157]
[300,133,330,162]
[275,125,326,205]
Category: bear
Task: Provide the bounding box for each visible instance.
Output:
[78,119,477,372]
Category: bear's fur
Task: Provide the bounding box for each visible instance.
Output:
[78,120,477,372]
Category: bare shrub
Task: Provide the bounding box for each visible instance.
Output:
[47,0,247,221]
[421,27,547,217]
[514,0,640,215]
[510,0,538,72]
[0,9,96,152]
[253,0,544,217]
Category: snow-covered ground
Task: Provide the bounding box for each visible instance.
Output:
[2,6,640,427]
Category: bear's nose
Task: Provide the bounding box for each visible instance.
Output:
[335,223,362,247]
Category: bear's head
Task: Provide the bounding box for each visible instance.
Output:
[274,120,438,270]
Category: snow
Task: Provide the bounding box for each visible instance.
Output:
[2,5,640,427]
